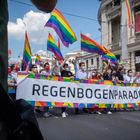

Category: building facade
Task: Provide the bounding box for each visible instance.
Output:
[98,0,140,72]
[65,51,102,73]
[76,53,102,71]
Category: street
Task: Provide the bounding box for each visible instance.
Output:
[37,110,140,140]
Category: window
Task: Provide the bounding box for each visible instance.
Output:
[135,51,140,72]
[113,0,120,6]
[91,59,94,65]
[129,52,132,69]
[86,60,88,69]
[111,17,121,45]
[135,6,140,33]
[97,57,99,69]
[135,51,140,64]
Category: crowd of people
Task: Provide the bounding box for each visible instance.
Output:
[8,56,140,118]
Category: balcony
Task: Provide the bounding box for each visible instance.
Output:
[110,42,121,51]
[101,0,112,9]
[135,33,140,42]
[106,5,121,20]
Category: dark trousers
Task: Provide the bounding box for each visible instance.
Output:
[61,107,66,113]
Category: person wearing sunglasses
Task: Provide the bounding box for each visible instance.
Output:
[30,64,38,74]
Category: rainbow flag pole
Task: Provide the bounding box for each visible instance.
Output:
[22,31,32,70]
[47,33,64,64]
[35,54,41,64]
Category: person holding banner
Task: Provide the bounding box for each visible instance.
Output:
[28,64,51,118]
[39,62,53,117]
[87,70,102,114]
[134,72,140,83]
[88,69,98,79]
[29,65,46,117]
[110,70,118,83]
[103,68,112,81]
[61,63,73,78]
[8,64,19,101]
[52,58,61,76]
[74,61,90,114]
[52,57,74,117]
[29,64,38,74]
[97,72,104,80]
[116,64,124,83]
[75,62,88,79]
[51,56,70,76]
[102,63,113,114]
[9,64,18,84]
[60,63,73,117]
[44,62,51,75]
[124,69,135,84]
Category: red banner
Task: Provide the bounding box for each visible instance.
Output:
[135,12,140,33]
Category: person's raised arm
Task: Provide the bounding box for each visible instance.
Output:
[25,61,31,72]
[59,56,70,72]
[71,59,78,73]
[134,73,140,83]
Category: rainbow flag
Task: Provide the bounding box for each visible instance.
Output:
[35,54,41,64]
[81,33,117,63]
[102,47,117,63]
[22,32,32,70]
[81,33,107,55]
[125,0,133,28]
[45,8,77,47]
[47,33,64,63]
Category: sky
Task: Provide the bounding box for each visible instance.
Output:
[8,0,101,59]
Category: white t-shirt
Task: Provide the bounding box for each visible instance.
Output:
[124,75,134,83]
[135,77,140,83]
[41,70,52,76]
[76,69,88,79]
[52,65,61,76]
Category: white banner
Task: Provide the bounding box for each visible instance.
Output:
[16,78,140,104]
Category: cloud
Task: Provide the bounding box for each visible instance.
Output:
[36,50,47,56]
[85,33,92,37]
[8,10,56,44]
